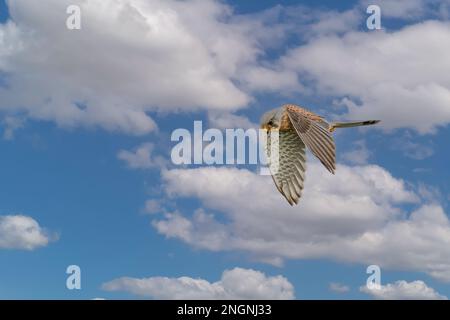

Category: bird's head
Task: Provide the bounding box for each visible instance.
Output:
[260,108,281,131]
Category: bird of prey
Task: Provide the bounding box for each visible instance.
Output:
[260,104,380,205]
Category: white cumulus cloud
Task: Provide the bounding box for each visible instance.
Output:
[341,139,372,165]
[152,163,450,281]
[2,0,449,137]
[117,143,164,169]
[0,215,53,250]
[0,0,285,134]
[281,21,450,134]
[361,280,447,300]
[102,267,295,299]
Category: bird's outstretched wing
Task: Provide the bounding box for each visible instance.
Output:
[266,130,306,205]
[285,105,336,174]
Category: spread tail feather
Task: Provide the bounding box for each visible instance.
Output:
[329,120,380,132]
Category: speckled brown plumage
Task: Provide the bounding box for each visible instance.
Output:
[261,103,380,205]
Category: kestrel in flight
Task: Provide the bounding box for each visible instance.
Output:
[261,104,380,206]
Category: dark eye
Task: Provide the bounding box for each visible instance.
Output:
[268,120,274,125]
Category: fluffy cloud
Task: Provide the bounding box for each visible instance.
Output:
[102,267,294,299]
[153,163,450,281]
[2,0,449,136]
[0,0,287,134]
[281,21,450,134]
[117,143,164,169]
[307,9,361,37]
[207,112,257,130]
[0,215,52,250]
[361,280,447,300]
[341,140,371,165]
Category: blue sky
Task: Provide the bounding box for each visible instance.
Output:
[1,0,450,300]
